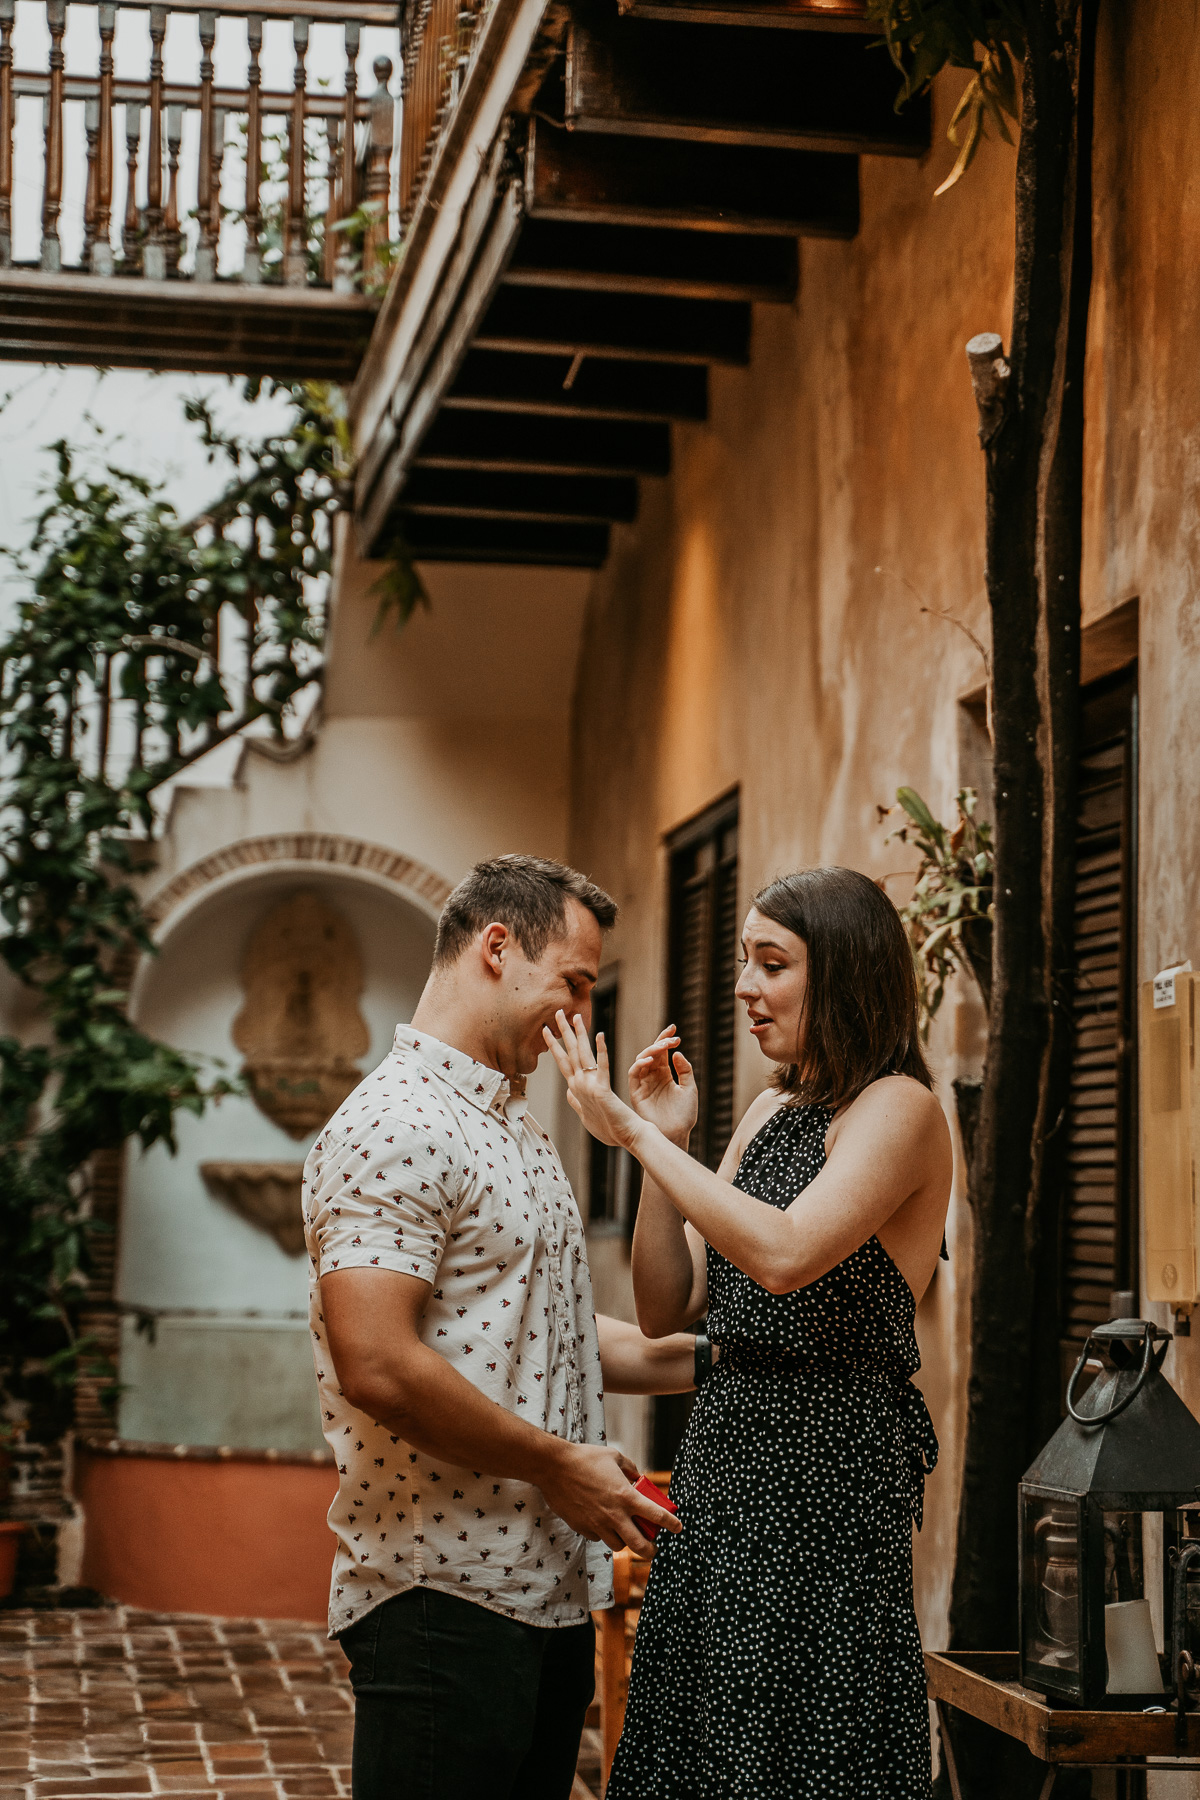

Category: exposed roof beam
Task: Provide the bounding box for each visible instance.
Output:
[401,467,639,522]
[616,0,874,28]
[564,15,929,156]
[505,220,798,302]
[524,118,858,236]
[445,349,709,421]
[407,515,611,565]
[414,409,672,477]
[475,285,751,364]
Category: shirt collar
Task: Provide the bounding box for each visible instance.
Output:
[392,1024,528,1124]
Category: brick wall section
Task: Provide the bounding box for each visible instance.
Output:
[0,1609,602,1800]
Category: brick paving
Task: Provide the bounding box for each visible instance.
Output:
[0,1611,602,1800]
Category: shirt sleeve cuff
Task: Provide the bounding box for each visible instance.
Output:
[317,1249,438,1284]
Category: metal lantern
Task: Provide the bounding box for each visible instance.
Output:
[1020,1318,1200,1709]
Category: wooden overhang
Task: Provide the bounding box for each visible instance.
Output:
[351,0,929,567]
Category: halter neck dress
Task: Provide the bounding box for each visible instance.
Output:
[606,1101,939,1800]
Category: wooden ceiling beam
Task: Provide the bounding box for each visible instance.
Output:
[400,467,639,523]
[475,284,751,364]
[524,118,858,236]
[563,14,929,156]
[402,514,611,566]
[505,220,798,302]
[444,348,708,421]
[413,409,671,477]
[616,0,873,28]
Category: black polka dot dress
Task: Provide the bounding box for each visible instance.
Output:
[607,1102,938,1800]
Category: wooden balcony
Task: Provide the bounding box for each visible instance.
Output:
[348,0,930,566]
[0,0,398,377]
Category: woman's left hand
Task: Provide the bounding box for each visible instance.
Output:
[543,1010,639,1149]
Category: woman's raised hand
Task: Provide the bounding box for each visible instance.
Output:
[629,1027,698,1147]
[543,1011,637,1148]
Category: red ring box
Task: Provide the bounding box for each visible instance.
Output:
[633,1474,678,1541]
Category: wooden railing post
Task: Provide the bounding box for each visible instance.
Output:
[40,0,66,272]
[0,0,11,269]
[322,115,338,284]
[194,8,217,280]
[283,14,310,286]
[362,54,393,286]
[141,3,167,278]
[241,11,263,282]
[331,18,360,292]
[91,0,115,274]
[82,95,99,264]
[163,101,183,275]
[121,101,142,266]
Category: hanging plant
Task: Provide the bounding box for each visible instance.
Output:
[882,785,995,1033]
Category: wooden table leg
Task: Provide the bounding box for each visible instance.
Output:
[935,1702,966,1800]
[1036,1768,1058,1800]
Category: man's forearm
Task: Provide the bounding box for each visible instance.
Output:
[352,1336,572,1489]
[597,1313,696,1394]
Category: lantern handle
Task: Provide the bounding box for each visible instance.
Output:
[1065,1322,1168,1426]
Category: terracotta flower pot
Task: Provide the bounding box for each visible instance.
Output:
[0,1521,26,1599]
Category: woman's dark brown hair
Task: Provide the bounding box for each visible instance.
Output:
[752,865,932,1110]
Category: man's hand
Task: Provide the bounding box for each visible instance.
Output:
[539,1441,681,1559]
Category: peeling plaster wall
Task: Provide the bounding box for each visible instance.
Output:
[569,24,1197,1662]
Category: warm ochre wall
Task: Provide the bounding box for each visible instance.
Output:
[569,17,1199,1655]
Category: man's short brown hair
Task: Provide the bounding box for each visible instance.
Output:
[433,855,618,967]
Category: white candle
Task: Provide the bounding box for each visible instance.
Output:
[1105,1599,1164,1694]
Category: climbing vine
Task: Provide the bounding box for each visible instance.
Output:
[883,786,995,1032]
[0,380,377,1437]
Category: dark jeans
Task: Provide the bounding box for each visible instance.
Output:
[339,1587,595,1800]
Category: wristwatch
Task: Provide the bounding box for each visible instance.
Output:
[694,1331,713,1390]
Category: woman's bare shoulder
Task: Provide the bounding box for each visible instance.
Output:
[830,1075,950,1154]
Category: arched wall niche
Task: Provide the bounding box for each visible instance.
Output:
[116,833,450,1453]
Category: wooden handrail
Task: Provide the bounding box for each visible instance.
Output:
[0,0,397,289]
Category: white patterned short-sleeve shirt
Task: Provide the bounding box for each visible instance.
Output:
[303,1024,614,1638]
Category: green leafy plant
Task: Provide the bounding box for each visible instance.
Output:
[866,1,1025,192]
[883,785,995,1032]
[0,381,344,1439]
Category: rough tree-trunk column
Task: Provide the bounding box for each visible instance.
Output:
[943,3,1097,1794]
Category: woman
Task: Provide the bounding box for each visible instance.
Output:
[544,866,952,1799]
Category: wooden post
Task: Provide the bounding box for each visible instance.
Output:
[121,101,142,266]
[322,116,339,283]
[194,9,217,280]
[241,12,263,282]
[91,1,115,274]
[332,19,360,291]
[40,0,66,272]
[141,4,167,277]
[163,102,182,275]
[362,54,393,286]
[0,0,11,268]
[283,14,310,285]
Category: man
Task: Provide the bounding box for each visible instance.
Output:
[303,855,696,1800]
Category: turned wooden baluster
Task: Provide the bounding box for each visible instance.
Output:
[121,102,142,266]
[283,15,310,285]
[209,104,226,268]
[91,1,115,273]
[241,12,263,282]
[362,55,393,286]
[1,0,16,268]
[82,97,99,263]
[163,102,182,275]
[322,116,338,283]
[194,9,217,279]
[40,0,66,272]
[331,19,359,290]
[141,4,167,277]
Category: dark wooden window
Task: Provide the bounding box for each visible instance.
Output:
[1060,667,1139,1368]
[588,975,637,1231]
[666,794,740,1171]
[650,793,739,1470]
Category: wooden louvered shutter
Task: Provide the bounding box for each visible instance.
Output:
[1060,668,1138,1376]
[666,797,740,1171]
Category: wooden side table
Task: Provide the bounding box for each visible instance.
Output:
[926,1651,1200,1798]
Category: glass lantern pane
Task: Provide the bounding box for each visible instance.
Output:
[1023,1498,1080,1676]
[1102,1511,1164,1694]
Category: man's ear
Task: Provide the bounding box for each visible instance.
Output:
[479,921,509,978]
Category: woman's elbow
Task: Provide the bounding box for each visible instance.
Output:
[758,1256,810,1297]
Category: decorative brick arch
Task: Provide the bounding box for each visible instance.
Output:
[144,833,454,940]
